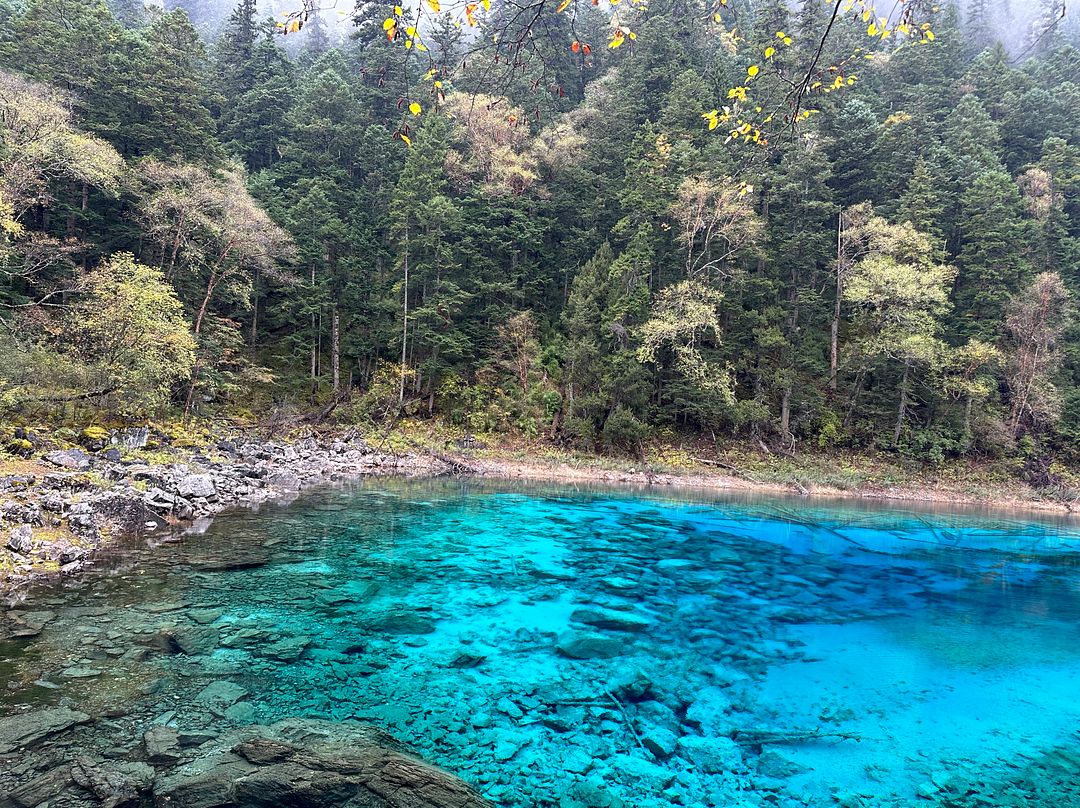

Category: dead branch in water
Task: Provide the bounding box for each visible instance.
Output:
[734,727,863,746]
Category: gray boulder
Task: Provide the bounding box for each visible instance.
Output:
[0,707,91,753]
[144,725,182,762]
[7,524,32,554]
[111,427,150,449]
[43,448,91,471]
[71,757,155,808]
[177,474,216,500]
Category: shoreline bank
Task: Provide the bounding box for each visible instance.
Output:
[469,454,1076,515]
[1,429,1073,596]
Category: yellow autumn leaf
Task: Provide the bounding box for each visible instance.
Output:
[556,0,571,12]
[747,64,759,77]
[481,0,490,9]
[401,134,412,147]
[764,46,775,58]
[383,17,395,30]
[426,0,440,11]
[867,22,878,36]
[409,102,422,115]
[405,38,413,48]
[609,29,625,48]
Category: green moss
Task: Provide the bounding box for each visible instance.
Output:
[6,438,32,455]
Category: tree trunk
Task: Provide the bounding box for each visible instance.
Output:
[310,264,318,403]
[183,271,220,419]
[830,209,842,391]
[780,386,791,435]
[331,305,340,394]
[398,228,410,411]
[893,361,910,447]
[250,265,260,345]
[843,368,865,432]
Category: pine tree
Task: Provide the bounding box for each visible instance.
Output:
[954,171,1031,341]
[129,9,219,159]
[966,0,993,54]
[214,0,257,105]
[220,35,293,170]
[898,157,946,244]
[301,10,330,58]
[827,99,880,207]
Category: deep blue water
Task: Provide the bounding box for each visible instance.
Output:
[7,478,1080,806]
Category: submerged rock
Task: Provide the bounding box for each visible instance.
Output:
[71,757,156,808]
[144,725,182,762]
[7,609,56,637]
[675,735,742,773]
[152,718,493,808]
[0,707,91,753]
[165,625,220,656]
[368,612,437,635]
[570,607,652,633]
[556,632,628,660]
[260,635,310,662]
[195,680,249,710]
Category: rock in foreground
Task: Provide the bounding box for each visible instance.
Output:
[153,718,493,808]
[0,707,91,754]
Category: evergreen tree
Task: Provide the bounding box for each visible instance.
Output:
[954,171,1031,341]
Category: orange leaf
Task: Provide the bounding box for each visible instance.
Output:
[556,0,571,11]
[571,40,581,52]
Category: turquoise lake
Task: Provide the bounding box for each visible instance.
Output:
[4,478,1080,806]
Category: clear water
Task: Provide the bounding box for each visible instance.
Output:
[5,478,1080,807]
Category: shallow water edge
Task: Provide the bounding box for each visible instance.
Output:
[4,477,1080,807]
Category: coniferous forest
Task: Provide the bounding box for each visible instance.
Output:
[2,0,1080,475]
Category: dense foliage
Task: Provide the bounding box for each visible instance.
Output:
[2,0,1080,470]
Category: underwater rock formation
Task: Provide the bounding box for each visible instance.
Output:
[0,712,490,808]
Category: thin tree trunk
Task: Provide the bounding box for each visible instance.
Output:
[331,306,340,394]
[893,361,910,447]
[780,386,791,435]
[310,264,318,402]
[398,228,409,411]
[830,209,842,390]
[843,368,865,432]
[250,265,260,345]
[184,270,219,419]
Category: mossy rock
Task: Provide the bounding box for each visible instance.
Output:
[80,425,111,450]
[5,438,33,457]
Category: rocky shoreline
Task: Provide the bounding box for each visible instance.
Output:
[0,430,452,596]
[0,432,492,808]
